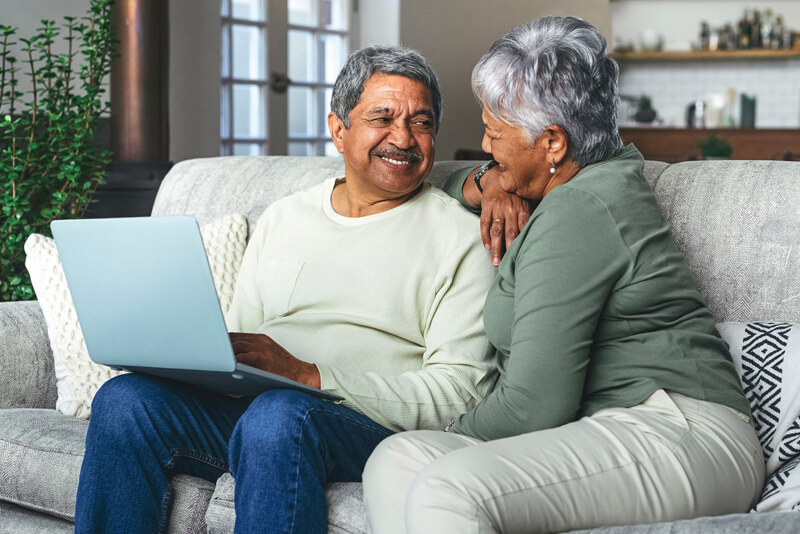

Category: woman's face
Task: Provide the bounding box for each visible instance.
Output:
[480,108,550,200]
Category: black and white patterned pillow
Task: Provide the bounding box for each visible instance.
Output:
[716,322,800,512]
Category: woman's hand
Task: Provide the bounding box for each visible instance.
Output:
[229,332,321,388]
[475,167,533,266]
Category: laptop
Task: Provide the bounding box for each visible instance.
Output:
[51,216,343,402]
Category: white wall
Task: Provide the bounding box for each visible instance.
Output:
[610,0,800,52]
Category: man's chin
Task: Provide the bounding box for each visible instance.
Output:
[371,168,429,196]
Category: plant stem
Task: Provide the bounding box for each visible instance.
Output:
[20,46,38,183]
[0,32,8,111]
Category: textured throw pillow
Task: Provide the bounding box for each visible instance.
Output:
[24,213,248,419]
[716,321,800,512]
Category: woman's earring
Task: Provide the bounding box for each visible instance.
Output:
[550,159,556,174]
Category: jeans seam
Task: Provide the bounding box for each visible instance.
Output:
[287,409,310,534]
[158,484,173,534]
[170,448,229,471]
[308,406,394,436]
[284,406,392,533]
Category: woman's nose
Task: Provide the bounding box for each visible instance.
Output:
[481,133,492,155]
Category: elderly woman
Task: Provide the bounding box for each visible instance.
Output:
[362,16,764,533]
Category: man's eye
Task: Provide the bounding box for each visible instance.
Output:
[372,117,392,123]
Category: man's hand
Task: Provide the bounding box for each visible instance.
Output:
[229,332,321,389]
[477,167,533,266]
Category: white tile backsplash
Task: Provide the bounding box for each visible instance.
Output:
[618,59,800,127]
[612,0,800,128]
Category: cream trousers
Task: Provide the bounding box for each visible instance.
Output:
[362,390,765,534]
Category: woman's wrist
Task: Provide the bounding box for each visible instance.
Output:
[462,166,485,207]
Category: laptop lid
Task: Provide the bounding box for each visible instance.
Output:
[51,216,236,372]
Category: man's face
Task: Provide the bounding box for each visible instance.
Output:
[328,74,436,200]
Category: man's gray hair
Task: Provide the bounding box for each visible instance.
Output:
[472,16,623,166]
[330,45,443,132]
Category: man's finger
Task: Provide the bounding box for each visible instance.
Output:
[234,352,258,366]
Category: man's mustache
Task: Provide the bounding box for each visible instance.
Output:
[370,148,424,162]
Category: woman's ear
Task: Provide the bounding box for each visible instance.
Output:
[327,112,346,154]
[542,125,570,165]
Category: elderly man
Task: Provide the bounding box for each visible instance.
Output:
[74,46,497,534]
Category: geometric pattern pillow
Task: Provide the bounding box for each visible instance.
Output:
[24,213,248,419]
[716,321,800,512]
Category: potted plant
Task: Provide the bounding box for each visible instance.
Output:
[700,134,733,159]
[634,95,657,123]
[0,0,116,301]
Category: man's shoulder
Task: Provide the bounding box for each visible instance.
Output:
[404,185,483,248]
[258,178,333,217]
[417,184,479,222]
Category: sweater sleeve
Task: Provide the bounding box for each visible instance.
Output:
[441,166,481,216]
[316,233,498,432]
[450,188,629,440]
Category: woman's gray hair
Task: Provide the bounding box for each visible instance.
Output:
[472,16,623,166]
[330,45,443,132]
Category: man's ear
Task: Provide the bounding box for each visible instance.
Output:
[327,112,346,154]
[541,125,570,165]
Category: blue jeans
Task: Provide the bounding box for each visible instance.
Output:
[74,374,394,534]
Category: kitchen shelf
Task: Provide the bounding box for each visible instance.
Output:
[611,49,800,61]
[619,127,800,163]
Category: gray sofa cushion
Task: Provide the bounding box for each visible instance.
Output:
[0,302,57,410]
[0,501,72,534]
[572,511,800,533]
[0,409,86,520]
[206,473,367,534]
[0,409,216,533]
[645,160,800,323]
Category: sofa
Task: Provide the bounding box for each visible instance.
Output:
[2,154,800,533]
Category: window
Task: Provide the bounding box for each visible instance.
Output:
[221,0,353,156]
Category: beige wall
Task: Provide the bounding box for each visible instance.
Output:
[169,0,221,162]
[400,0,611,159]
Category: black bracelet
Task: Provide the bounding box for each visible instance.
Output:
[473,159,499,193]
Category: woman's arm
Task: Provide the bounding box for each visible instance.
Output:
[442,166,533,265]
[450,189,629,440]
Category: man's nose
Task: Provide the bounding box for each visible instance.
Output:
[387,123,414,148]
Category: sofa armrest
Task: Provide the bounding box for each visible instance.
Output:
[0,300,57,409]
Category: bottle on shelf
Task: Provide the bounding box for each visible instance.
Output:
[750,9,762,49]
[699,21,710,50]
[762,9,774,49]
[738,9,751,49]
[772,15,785,49]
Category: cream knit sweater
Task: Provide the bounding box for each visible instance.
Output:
[226,178,497,431]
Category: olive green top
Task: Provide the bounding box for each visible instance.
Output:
[443,145,749,440]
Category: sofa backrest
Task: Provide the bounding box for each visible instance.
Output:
[642,159,800,324]
[151,156,473,229]
[152,156,800,324]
